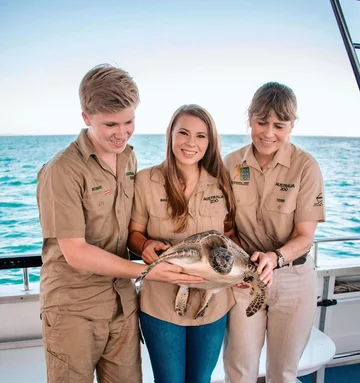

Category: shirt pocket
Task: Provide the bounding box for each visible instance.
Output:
[265,192,296,215]
[199,202,227,233]
[148,205,175,241]
[234,190,257,207]
[83,190,113,241]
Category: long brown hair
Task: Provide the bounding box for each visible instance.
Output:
[160,104,236,233]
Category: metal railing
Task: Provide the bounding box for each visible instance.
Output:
[313,236,360,267]
[1,237,359,291]
[0,251,140,291]
[330,0,360,91]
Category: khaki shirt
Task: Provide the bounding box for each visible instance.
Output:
[131,165,235,326]
[224,142,325,253]
[37,129,137,320]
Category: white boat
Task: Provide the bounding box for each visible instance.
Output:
[1,238,359,382]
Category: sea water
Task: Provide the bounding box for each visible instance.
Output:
[0,134,359,285]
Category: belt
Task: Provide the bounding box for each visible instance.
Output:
[284,254,308,267]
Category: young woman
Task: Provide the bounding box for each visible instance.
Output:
[128,104,238,383]
[223,82,325,383]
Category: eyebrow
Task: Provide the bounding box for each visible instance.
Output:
[178,127,208,135]
[102,117,135,124]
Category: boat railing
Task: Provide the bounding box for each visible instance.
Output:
[313,236,360,267]
[1,237,359,292]
[0,251,141,292]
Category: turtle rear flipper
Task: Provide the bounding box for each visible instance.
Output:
[175,285,190,316]
[194,290,213,319]
[193,288,221,319]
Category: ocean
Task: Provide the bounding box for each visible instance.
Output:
[0,134,359,285]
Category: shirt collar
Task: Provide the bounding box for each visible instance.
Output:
[76,129,96,161]
[242,141,291,170]
[150,163,217,189]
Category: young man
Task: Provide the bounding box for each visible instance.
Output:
[37,64,203,383]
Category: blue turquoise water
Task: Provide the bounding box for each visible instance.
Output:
[0,134,359,285]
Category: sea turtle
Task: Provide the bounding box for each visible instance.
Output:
[135,230,267,319]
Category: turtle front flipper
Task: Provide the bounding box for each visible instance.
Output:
[194,289,219,319]
[175,285,190,316]
[243,272,267,317]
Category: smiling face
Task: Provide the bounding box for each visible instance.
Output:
[250,109,293,168]
[171,113,209,171]
[82,106,136,158]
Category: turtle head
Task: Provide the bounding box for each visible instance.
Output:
[209,247,234,275]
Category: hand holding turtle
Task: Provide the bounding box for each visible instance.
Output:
[145,262,205,285]
[250,251,277,287]
[142,239,170,264]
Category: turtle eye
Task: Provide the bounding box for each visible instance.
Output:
[210,247,234,275]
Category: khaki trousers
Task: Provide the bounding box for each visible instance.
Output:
[42,307,142,383]
[224,257,317,383]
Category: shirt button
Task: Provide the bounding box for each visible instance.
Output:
[99,201,104,206]
[277,205,281,209]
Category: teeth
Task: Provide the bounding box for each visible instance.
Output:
[183,150,196,155]
[261,139,274,144]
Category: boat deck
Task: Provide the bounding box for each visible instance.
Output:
[0,327,336,383]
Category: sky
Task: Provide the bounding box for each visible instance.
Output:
[0,0,359,137]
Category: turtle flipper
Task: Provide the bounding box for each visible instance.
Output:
[175,285,190,316]
[135,248,201,284]
[194,289,216,319]
[244,272,267,317]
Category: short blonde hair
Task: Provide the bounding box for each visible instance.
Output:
[79,64,139,115]
[248,82,297,122]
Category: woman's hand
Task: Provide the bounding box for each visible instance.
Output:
[250,251,277,287]
[145,262,205,285]
[142,239,170,264]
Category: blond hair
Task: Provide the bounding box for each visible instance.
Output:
[159,104,236,233]
[248,82,297,121]
[79,64,139,115]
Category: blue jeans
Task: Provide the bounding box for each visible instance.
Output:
[140,311,227,383]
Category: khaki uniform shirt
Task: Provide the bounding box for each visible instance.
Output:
[224,142,325,253]
[131,165,235,325]
[37,129,137,320]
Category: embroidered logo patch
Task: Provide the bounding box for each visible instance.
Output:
[92,185,103,191]
[126,171,135,180]
[160,198,168,202]
[314,193,323,207]
[240,166,250,181]
[203,195,224,204]
[275,182,295,192]
[104,189,111,195]
[232,165,250,185]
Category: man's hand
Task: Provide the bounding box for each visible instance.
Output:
[145,262,205,285]
[142,240,170,264]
